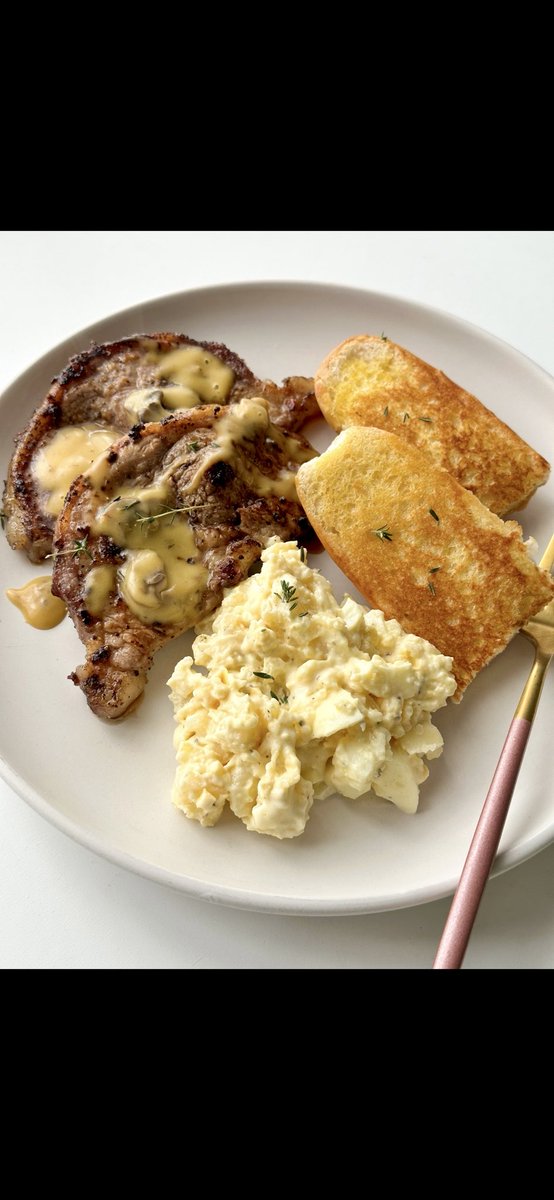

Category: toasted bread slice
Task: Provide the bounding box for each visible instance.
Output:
[314,335,550,516]
[296,427,554,698]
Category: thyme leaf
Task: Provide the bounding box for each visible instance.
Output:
[372,525,393,542]
[428,581,436,596]
[274,579,297,606]
[135,505,209,527]
[429,509,440,523]
[253,671,274,680]
[47,536,93,561]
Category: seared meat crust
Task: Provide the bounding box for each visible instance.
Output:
[3,333,318,562]
[52,401,314,719]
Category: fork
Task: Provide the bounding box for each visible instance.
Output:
[433,533,554,970]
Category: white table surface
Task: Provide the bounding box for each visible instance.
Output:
[1,229,553,970]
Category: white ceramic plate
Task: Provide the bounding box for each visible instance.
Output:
[1,282,553,914]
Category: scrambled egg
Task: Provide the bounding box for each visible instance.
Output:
[168,541,456,839]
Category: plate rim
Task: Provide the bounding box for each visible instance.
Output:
[3,278,554,403]
[1,744,552,914]
[1,279,553,915]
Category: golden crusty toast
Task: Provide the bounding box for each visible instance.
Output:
[296,427,554,699]
[314,335,550,516]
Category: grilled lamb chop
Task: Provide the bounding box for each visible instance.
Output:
[51,397,315,719]
[3,332,318,563]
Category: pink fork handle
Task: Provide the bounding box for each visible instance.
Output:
[433,716,532,970]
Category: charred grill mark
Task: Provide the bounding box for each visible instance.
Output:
[82,673,101,690]
[206,460,235,487]
[216,557,245,585]
[45,402,63,425]
[91,647,110,664]
[57,339,124,386]
[98,536,124,562]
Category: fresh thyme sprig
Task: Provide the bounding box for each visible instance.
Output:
[274,579,298,610]
[372,525,393,542]
[134,505,209,527]
[47,537,93,561]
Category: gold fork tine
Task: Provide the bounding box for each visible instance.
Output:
[539,532,554,571]
[434,531,554,970]
[516,533,554,722]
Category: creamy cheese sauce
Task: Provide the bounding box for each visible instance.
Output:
[92,487,207,626]
[32,424,120,517]
[123,388,166,423]
[84,564,116,616]
[123,346,236,420]
[5,576,66,629]
[84,397,311,627]
[181,398,314,500]
[152,345,235,404]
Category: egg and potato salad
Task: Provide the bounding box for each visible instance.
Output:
[168,541,456,839]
